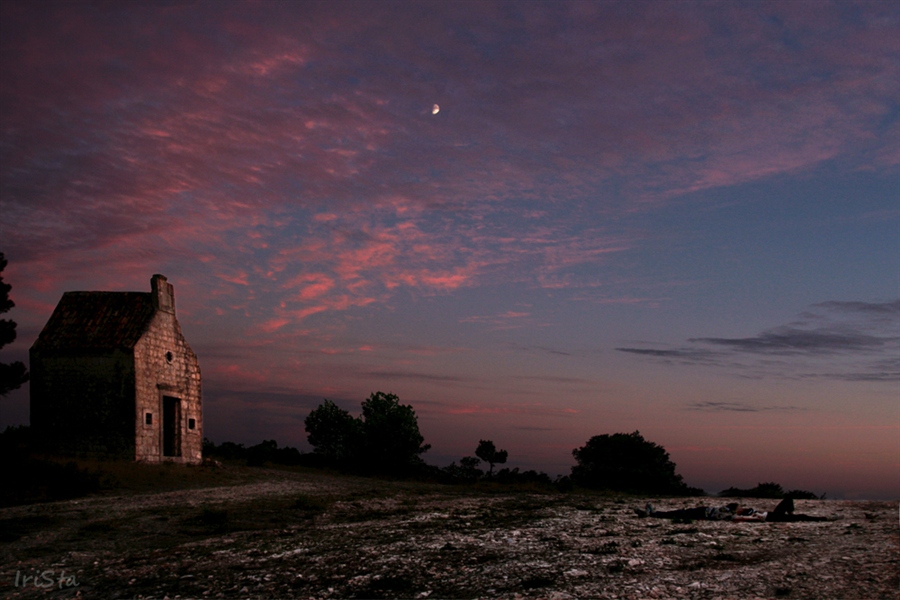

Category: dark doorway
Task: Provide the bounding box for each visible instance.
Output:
[163,396,181,457]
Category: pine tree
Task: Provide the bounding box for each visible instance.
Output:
[0,252,29,396]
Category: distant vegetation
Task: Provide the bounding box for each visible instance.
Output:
[718,482,823,500]
[3,390,829,504]
[0,252,30,396]
[305,392,431,476]
[202,438,309,467]
[441,440,562,489]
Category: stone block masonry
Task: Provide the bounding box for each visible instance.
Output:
[30,274,202,464]
[133,307,202,463]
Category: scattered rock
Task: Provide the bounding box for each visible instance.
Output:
[1,474,896,599]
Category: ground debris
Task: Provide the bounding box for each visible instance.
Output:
[1,472,897,599]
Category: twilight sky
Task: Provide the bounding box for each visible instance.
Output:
[1,0,898,499]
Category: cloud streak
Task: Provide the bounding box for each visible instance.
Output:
[690,328,891,356]
[687,401,806,413]
[618,300,900,381]
[3,2,897,323]
[1,1,898,498]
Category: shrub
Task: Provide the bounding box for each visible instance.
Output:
[571,431,698,495]
[718,482,822,500]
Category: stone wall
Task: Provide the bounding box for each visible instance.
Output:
[29,350,136,457]
[133,310,202,464]
[29,274,202,464]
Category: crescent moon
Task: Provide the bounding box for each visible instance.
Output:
[432,104,440,115]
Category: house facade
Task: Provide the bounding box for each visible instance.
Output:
[30,275,202,463]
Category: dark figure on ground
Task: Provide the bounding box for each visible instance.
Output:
[764,497,830,522]
[635,498,831,522]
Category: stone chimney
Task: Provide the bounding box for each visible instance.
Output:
[151,274,175,314]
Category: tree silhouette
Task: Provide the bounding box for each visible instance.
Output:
[359,391,431,475]
[475,439,508,477]
[442,456,484,482]
[571,431,696,495]
[304,399,360,467]
[305,392,430,475]
[0,253,28,396]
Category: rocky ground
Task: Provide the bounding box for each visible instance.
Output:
[1,466,897,599]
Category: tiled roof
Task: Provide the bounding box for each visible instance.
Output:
[32,292,156,351]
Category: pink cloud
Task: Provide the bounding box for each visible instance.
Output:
[1,3,897,500]
[210,363,270,387]
[441,403,580,417]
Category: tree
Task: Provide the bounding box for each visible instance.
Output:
[475,439,508,477]
[571,431,696,495]
[304,392,431,475]
[0,253,28,396]
[304,399,360,467]
[359,391,431,475]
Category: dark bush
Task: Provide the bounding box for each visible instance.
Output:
[204,438,307,467]
[494,467,553,487]
[204,440,248,462]
[555,475,574,492]
[246,440,278,466]
[571,431,698,495]
[441,456,484,482]
[718,482,784,498]
[718,482,822,500]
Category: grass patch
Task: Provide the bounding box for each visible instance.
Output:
[77,520,120,535]
[178,507,232,535]
[176,493,334,537]
[0,458,101,506]
[0,515,59,542]
[290,494,331,515]
[351,575,414,599]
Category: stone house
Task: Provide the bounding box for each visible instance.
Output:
[30,274,202,463]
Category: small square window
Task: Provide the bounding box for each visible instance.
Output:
[145,413,153,425]
[188,418,196,430]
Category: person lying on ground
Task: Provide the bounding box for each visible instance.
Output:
[763,497,832,522]
[634,498,832,522]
